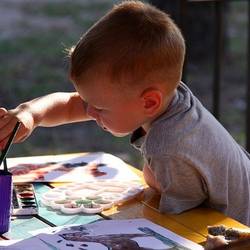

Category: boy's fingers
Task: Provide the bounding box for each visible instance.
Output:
[0,108,8,117]
[17,134,29,143]
[0,138,7,150]
[0,131,26,150]
[0,115,13,130]
[0,119,19,142]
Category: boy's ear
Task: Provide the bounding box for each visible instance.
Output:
[140,88,163,116]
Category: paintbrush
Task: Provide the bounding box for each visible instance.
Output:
[3,158,8,172]
[0,121,21,172]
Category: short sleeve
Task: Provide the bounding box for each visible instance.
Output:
[149,155,208,214]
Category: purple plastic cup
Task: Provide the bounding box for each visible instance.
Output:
[0,170,12,234]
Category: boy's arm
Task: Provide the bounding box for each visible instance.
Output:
[21,92,91,126]
[0,92,90,149]
[147,156,207,214]
[143,163,161,192]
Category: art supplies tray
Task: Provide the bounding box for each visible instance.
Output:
[41,180,144,214]
[12,183,38,215]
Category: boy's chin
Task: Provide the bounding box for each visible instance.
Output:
[110,131,130,137]
[102,126,129,137]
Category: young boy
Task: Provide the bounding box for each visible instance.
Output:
[0,1,250,225]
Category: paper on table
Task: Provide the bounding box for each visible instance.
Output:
[0,219,204,250]
[7,152,140,183]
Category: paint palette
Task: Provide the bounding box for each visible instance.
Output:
[12,183,38,215]
[41,180,144,214]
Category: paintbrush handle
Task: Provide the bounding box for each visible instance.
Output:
[3,158,8,172]
[0,121,21,169]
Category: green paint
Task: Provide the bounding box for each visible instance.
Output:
[34,183,103,226]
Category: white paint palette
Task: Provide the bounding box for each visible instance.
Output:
[41,180,144,214]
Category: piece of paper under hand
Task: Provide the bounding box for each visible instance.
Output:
[0,219,203,250]
[7,152,140,183]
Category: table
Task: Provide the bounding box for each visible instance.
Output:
[1,153,249,247]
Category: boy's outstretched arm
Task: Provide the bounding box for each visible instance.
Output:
[0,92,90,149]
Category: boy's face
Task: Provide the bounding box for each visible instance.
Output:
[74,75,149,137]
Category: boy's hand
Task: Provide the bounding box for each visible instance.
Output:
[0,107,35,150]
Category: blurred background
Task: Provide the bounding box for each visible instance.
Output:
[0,0,249,168]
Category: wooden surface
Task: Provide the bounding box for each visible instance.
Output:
[1,152,249,247]
[139,187,249,231]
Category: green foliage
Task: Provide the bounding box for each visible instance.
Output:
[0,0,143,166]
[21,1,113,17]
[0,0,248,165]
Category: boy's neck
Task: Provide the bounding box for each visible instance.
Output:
[142,89,176,132]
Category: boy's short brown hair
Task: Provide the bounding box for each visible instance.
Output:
[70,1,185,90]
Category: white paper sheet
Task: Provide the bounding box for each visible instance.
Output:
[7,152,140,183]
[0,219,204,250]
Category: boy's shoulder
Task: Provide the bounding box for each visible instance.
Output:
[142,82,244,158]
[151,82,198,128]
[144,83,202,150]
[131,83,198,156]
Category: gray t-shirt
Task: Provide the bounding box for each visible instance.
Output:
[131,83,250,226]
